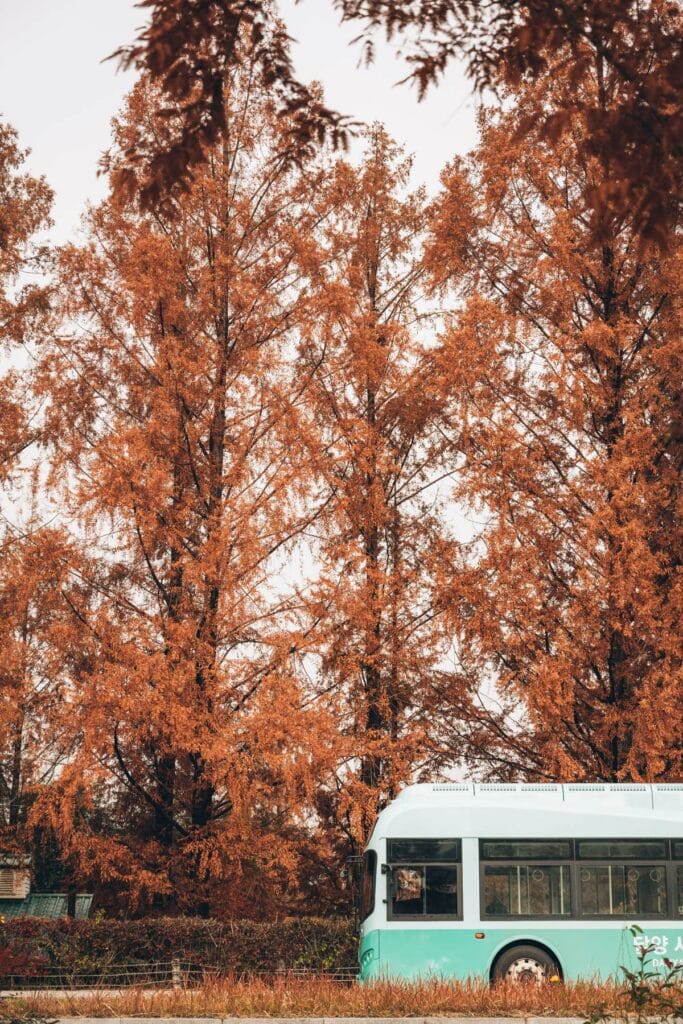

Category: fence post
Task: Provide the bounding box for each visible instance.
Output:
[171,958,182,989]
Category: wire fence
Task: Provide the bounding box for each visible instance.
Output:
[0,959,359,991]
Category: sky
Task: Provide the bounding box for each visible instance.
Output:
[0,0,478,243]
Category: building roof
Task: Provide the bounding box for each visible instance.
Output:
[0,894,93,919]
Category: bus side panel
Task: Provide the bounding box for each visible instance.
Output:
[359,926,683,982]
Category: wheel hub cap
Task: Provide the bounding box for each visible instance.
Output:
[506,956,547,983]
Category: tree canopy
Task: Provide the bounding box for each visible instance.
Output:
[114,0,681,245]
[0,0,680,917]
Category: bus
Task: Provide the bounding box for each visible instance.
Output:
[357,782,683,983]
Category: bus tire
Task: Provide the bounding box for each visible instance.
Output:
[491,944,561,984]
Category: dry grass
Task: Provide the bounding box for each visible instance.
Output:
[0,974,631,1018]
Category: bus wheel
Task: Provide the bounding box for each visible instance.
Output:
[492,944,561,984]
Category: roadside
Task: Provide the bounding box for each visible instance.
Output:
[0,977,624,1021]
[20,1018,591,1024]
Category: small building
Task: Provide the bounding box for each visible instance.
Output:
[0,855,31,900]
[0,854,92,919]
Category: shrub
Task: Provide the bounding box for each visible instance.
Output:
[0,917,356,984]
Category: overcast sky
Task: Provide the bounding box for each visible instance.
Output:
[0,0,478,243]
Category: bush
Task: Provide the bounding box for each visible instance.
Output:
[0,917,356,984]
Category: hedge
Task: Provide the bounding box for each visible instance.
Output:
[0,917,357,984]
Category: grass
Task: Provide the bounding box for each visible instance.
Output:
[0,974,634,1018]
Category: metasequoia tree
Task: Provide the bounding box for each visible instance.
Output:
[0,120,52,482]
[37,62,335,915]
[428,52,682,782]
[338,0,682,245]
[0,511,80,842]
[295,128,454,863]
[111,1,352,210]
[0,121,64,853]
[114,1,681,244]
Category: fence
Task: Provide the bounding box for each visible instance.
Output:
[0,959,359,991]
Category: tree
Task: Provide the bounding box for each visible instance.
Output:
[36,62,337,916]
[0,120,52,482]
[295,128,455,870]
[114,1,681,245]
[110,2,353,211]
[0,120,63,862]
[0,511,80,843]
[338,0,682,245]
[427,51,682,782]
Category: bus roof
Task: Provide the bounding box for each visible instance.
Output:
[371,783,683,842]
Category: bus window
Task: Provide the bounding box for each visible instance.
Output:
[391,864,459,917]
[676,864,683,916]
[388,838,461,919]
[480,839,572,917]
[426,865,458,914]
[392,866,425,915]
[360,850,377,921]
[578,863,667,916]
[482,863,571,916]
[576,840,668,860]
[388,839,461,862]
[481,840,571,860]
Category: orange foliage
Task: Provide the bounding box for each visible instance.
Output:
[0,123,64,852]
[339,0,682,246]
[114,2,681,245]
[0,509,83,848]
[294,128,457,856]
[1,18,681,918]
[427,51,682,781]
[0,121,52,481]
[33,66,339,916]
[110,2,354,211]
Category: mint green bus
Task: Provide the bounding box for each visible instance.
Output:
[357,783,683,983]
